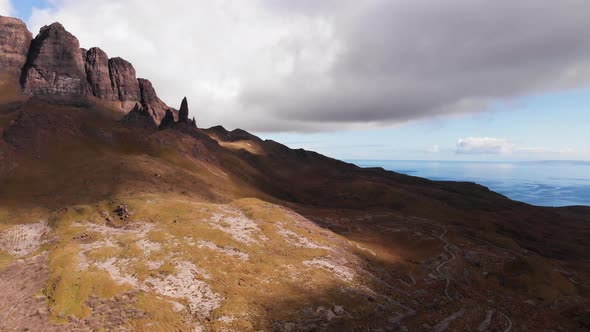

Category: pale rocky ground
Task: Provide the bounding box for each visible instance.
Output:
[0,221,49,256]
[0,197,381,331]
[0,196,586,331]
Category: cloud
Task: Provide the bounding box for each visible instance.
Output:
[427,145,441,153]
[456,137,513,155]
[456,137,579,157]
[26,0,590,132]
[518,146,578,155]
[0,0,12,15]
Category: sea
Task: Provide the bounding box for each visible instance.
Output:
[349,160,590,207]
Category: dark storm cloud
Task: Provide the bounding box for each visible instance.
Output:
[243,0,590,128]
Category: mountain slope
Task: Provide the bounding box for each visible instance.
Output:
[0,16,589,332]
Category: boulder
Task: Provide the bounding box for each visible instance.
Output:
[21,23,90,96]
[0,16,32,79]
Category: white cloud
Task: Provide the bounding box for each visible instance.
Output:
[456,137,513,155]
[0,0,12,16]
[427,145,441,153]
[456,137,580,158]
[25,0,590,132]
[28,0,341,131]
[518,146,578,156]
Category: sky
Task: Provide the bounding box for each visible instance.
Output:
[2,0,589,161]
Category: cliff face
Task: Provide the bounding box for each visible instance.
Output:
[138,78,170,124]
[85,47,115,100]
[20,23,90,96]
[0,16,32,79]
[108,57,141,101]
[178,97,189,122]
[2,15,590,332]
[0,16,173,124]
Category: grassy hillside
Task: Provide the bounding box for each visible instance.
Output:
[1,99,589,331]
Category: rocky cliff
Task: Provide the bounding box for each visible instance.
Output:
[0,16,176,125]
[0,16,32,80]
[157,97,196,130]
[2,15,590,332]
[108,57,141,101]
[20,23,90,97]
[138,78,170,124]
[85,47,115,100]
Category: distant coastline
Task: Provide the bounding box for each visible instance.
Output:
[349,159,590,207]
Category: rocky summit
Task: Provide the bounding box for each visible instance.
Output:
[85,47,115,100]
[179,96,190,123]
[138,78,170,124]
[0,16,175,124]
[0,16,32,79]
[21,22,90,97]
[1,16,590,332]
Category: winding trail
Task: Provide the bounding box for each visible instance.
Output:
[434,225,456,300]
[459,231,521,257]
[371,280,416,326]
[477,309,494,332]
[463,231,590,289]
[554,268,590,288]
[499,311,513,332]
[363,216,532,331]
[366,270,411,296]
[433,308,465,332]
[567,276,590,288]
[398,272,416,287]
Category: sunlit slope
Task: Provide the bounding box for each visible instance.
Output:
[0,99,589,331]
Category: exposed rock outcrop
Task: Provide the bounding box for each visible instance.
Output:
[157,98,196,130]
[121,103,158,130]
[85,47,116,100]
[108,57,141,101]
[20,23,90,96]
[158,109,176,130]
[0,16,32,79]
[0,16,177,126]
[138,78,169,123]
[80,48,87,62]
[179,97,189,123]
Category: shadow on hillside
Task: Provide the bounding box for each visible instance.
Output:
[252,282,408,331]
[0,99,221,211]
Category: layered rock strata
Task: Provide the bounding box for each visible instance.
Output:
[0,16,174,124]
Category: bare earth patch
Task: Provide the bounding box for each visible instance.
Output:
[197,240,249,261]
[79,292,147,331]
[77,238,117,271]
[136,238,161,255]
[95,257,140,287]
[304,257,356,283]
[0,253,69,331]
[276,222,332,250]
[144,261,223,319]
[71,219,223,330]
[0,221,49,257]
[72,221,154,237]
[209,207,267,245]
[73,221,158,272]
